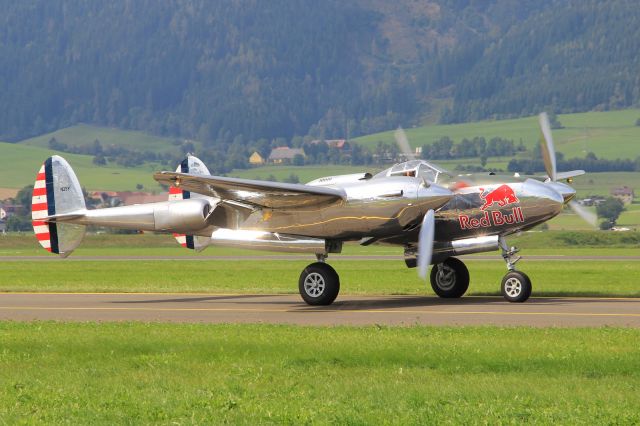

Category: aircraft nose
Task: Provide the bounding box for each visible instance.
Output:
[417,182,454,210]
[546,181,576,203]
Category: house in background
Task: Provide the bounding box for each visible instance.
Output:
[268,147,305,164]
[611,186,634,205]
[249,151,265,165]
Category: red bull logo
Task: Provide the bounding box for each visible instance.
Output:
[458,184,525,230]
[479,185,519,210]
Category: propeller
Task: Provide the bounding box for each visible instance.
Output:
[539,112,598,228]
[394,126,415,160]
[538,112,557,182]
[417,209,435,279]
[567,200,598,227]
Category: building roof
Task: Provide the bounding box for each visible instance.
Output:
[611,186,634,196]
[310,139,349,149]
[268,147,305,160]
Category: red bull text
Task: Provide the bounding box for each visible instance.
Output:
[459,207,525,230]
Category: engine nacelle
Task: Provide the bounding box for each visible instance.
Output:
[153,199,211,232]
[79,198,212,233]
[405,235,499,267]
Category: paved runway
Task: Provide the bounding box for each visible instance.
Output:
[1,292,640,327]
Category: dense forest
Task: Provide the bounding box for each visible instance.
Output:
[1,0,639,145]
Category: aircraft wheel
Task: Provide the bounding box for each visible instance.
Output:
[501,271,532,303]
[299,262,340,306]
[430,257,469,298]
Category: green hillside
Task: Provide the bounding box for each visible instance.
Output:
[20,124,180,154]
[355,109,640,160]
[0,142,163,192]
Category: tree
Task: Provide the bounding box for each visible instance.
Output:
[596,197,625,228]
[547,111,563,129]
[93,154,107,165]
[635,118,640,126]
[292,154,305,166]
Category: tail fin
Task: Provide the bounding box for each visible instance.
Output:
[32,155,86,257]
[168,155,212,251]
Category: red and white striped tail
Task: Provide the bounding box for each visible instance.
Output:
[31,156,86,257]
[169,155,212,251]
[31,163,56,253]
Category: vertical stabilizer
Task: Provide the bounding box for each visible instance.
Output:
[32,156,86,257]
[169,155,213,251]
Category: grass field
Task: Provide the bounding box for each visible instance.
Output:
[355,109,640,160]
[0,142,163,192]
[1,258,639,297]
[1,322,639,423]
[1,232,639,296]
[19,123,180,154]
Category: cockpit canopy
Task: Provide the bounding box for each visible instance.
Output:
[373,160,451,183]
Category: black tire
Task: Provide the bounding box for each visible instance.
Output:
[501,271,532,303]
[298,262,340,306]
[430,257,470,298]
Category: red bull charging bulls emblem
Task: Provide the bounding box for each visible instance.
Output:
[458,185,525,230]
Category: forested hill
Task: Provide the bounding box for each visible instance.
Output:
[1,0,639,144]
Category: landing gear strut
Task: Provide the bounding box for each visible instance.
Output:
[499,237,531,302]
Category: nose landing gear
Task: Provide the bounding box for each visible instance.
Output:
[499,237,531,303]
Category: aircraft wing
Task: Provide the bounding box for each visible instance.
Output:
[154,172,346,209]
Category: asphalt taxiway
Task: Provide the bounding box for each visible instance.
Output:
[1,293,640,327]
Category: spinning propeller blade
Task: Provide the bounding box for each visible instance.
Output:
[568,200,598,228]
[539,112,597,227]
[394,126,414,160]
[417,209,435,279]
[538,112,557,182]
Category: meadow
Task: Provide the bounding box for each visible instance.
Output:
[19,123,179,154]
[0,142,163,192]
[1,322,639,424]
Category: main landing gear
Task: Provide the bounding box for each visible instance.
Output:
[427,237,532,303]
[298,254,340,306]
[298,237,534,306]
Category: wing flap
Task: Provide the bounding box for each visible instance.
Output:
[154,172,346,209]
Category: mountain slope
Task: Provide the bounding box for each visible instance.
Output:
[0,0,638,144]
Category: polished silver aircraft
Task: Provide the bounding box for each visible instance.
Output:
[32,113,592,305]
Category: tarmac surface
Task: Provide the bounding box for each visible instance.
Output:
[2,292,640,327]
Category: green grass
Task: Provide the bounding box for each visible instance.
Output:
[1,231,639,296]
[355,109,640,160]
[19,123,180,154]
[1,255,639,297]
[0,142,164,192]
[1,322,639,423]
